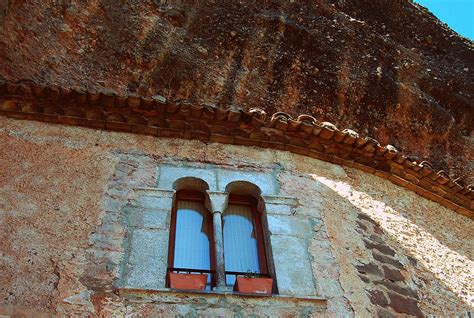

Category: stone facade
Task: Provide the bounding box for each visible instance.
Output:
[0,117,473,317]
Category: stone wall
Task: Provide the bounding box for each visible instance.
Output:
[0,117,472,317]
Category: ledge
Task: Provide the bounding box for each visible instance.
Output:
[0,80,472,218]
[116,287,327,309]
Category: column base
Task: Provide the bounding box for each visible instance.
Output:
[212,285,233,292]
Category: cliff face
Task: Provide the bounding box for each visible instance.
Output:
[0,0,472,182]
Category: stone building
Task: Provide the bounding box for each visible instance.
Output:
[0,1,473,318]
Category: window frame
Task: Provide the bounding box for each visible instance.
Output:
[224,194,269,277]
[166,189,216,288]
[166,191,272,290]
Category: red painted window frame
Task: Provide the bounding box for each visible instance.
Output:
[167,191,270,288]
[226,194,269,275]
[166,189,216,287]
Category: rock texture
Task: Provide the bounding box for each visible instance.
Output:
[0,1,473,183]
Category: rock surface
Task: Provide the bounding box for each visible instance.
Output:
[0,1,473,182]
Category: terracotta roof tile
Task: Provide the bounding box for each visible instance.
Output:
[0,80,472,218]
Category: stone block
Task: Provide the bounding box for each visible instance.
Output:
[217,169,278,195]
[143,210,170,229]
[138,195,173,210]
[90,235,123,252]
[374,280,418,299]
[367,289,388,306]
[262,195,298,206]
[355,263,382,276]
[372,253,404,269]
[101,211,122,223]
[156,164,280,196]
[265,203,294,216]
[96,222,125,237]
[355,221,368,232]
[267,215,312,237]
[316,277,343,298]
[104,198,124,212]
[135,188,175,198]
[125,207,170,229]
[376,308,396,318]
[270,235,316,296]
[387,292,423,317]
[382,266,405,282]
[364,240,396,256]
[158,165,217,190]
[124,229,169,290]
[356,213,379,226]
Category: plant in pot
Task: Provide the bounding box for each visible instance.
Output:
[168,271,208,291]
[233,271,273,295]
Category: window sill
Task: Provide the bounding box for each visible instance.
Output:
[116,287,327,309]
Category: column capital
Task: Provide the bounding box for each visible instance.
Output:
[205,191,229,213]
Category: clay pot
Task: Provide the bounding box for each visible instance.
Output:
[168,273,208,291]
[234,277,273,295]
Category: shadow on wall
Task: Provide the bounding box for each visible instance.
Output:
[308,172,473,317]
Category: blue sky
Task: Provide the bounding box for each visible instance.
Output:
[414,0,473,39]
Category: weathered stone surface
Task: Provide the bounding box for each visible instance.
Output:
[357,213,379,226]
[132,195,173,210]
[382,266,405,282]
[157,163,279,194]
[372,253,404,269]
[269,235,317,296]
[118,289,327,318]
[355,220,368,232]
[122,229,169,290]
[364,240,396,256]
[1,117,472,317]
[266,215,312,237]
[355,263,382,276]
[265,202,295,216]
[374,280,418,299]
[1,1,472,184]
[367,289,389,307]
[387,292,423,317]
[376,307,396,318]
[144,207,171,227]
[367,235,386,245]
[358,274,370,284]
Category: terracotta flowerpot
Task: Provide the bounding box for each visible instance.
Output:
[168,272,208,291]
[234,277,273,295]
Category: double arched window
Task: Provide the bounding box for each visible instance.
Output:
[166,180,270,291]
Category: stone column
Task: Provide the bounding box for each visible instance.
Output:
[207,191,229,290]
[212,211,226,289]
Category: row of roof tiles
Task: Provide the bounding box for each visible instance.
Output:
[0,80,472,218]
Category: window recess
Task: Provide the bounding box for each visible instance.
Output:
[167,190,215,290]
[119,163,317,298]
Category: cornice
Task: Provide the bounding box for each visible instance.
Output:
[0,80,472,218]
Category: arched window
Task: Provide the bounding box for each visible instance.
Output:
[167,190,215,289]
[166,178,272,293]
[223,194,268,286]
